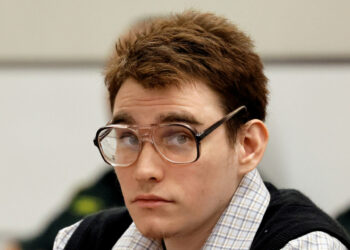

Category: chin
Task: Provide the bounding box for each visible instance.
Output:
[134,217,180,240]
[138,226,168,239]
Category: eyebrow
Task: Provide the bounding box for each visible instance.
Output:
[158,112,202,125]
[110,112,136,125]
[110,111,202,126]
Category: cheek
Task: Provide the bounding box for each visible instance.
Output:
[186,142,238,205]
[178,160,227,207]
[114,168,133,198]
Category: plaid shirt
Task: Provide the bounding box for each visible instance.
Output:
[54,169,347,249]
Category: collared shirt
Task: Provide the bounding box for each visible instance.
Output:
[54,169,347,249]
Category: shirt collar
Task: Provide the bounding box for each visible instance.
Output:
[113,169,270,250]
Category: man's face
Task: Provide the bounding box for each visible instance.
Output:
[113,78,243,240]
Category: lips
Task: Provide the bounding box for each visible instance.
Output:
[133,194,173,208]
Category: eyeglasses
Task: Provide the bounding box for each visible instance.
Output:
[93,105,246,167]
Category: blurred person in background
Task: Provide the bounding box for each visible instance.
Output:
[5,169,124,250]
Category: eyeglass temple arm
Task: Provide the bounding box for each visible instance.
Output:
[197,105,247,141]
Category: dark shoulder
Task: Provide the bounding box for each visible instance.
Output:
[251,183,350,250]
[64,207,132,250]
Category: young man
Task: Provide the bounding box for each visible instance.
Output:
[54,10,350,249]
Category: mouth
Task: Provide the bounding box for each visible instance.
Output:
[132,194,173,208]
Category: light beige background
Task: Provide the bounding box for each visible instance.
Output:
[1,0,350,62]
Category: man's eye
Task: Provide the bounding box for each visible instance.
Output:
[119,133,139,146]
[165,133,192,146]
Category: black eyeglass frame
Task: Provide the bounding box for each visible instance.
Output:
[93,105,247,167]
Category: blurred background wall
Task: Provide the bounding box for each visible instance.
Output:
[1,0,349,240]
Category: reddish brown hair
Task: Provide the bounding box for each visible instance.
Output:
[105,10,268,139]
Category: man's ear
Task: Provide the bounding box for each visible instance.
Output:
[236,119,269,176]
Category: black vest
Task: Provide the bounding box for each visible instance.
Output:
[64,183,350,249]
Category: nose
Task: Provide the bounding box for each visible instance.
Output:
[133,141,165,183]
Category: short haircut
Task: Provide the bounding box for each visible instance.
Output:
[105,10,268,141]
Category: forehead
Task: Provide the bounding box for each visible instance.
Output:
[113,78,224,124]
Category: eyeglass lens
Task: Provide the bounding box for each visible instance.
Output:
[99,125,198,166]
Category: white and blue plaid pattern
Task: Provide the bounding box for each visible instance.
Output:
[283,231,346,249]
[202,168,270,249]
[53,221,81,250]
[54,169,347,249]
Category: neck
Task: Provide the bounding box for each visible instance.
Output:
[162,204,227,250]
[163,226,213,250]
